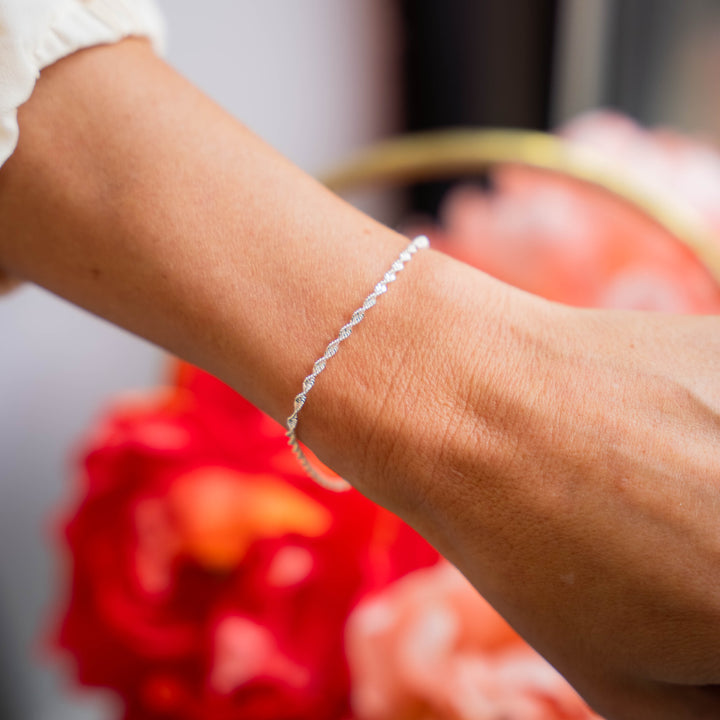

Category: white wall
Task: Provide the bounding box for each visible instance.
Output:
[0,2,399,718]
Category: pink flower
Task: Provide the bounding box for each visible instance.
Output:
[410,111,720,313]
[347,562,599,720]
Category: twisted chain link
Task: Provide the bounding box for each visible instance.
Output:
[286,235,430,491]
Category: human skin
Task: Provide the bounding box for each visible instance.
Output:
[0,39,719,719]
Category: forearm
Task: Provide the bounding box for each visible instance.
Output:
[0,38,517,487]
[0,39,391,409]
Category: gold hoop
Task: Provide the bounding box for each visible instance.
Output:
[322,128,720,286]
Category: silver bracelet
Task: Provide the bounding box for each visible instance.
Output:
[286,235,430,491]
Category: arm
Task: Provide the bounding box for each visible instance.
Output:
[0,38,508,485]
[2,39,720,719]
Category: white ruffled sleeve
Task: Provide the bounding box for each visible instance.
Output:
[0,0,165,293]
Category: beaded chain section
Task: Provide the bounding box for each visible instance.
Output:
[286,235,430,491]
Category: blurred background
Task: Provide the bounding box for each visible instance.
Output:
[1,1,720,718]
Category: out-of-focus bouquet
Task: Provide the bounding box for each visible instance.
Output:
[52,112,720,720]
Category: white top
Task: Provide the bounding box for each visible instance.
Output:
[0,0,165,293]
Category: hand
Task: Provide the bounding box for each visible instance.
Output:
[347,254,720,719]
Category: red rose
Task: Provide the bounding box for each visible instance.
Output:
[54,364,438,720]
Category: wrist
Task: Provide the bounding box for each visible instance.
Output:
[295,245,542,509]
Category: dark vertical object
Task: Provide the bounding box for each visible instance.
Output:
[602,0,690,123]
[401,0,559,216]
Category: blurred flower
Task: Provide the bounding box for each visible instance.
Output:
[54,365,438,720]
[562,111,720,231]
[347,562,598,720]
[414,111,720,314]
